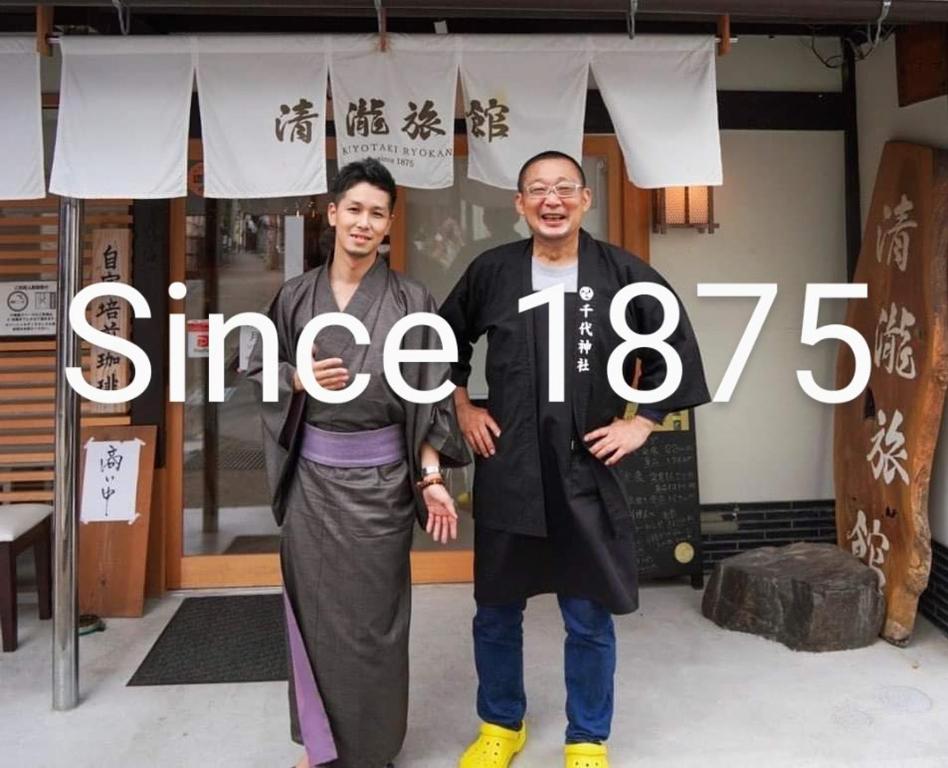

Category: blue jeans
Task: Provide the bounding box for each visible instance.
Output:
[473,596,616,744]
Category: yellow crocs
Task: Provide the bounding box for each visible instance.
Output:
[564,742,609,768]
[458,722,527,768]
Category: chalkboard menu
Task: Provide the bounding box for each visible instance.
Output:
[614,409,703,588]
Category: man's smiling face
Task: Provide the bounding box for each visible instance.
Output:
[515,157,592,244]
[327,181,393,260]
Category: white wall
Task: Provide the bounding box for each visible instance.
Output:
[856,36,948,545]
[715,35,841,91]
[652,131,846,504]
[646,36,848,504]
[856,36,948,227]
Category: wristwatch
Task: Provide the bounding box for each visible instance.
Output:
[421,464,442,479]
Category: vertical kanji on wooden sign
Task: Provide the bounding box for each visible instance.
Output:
[835,142,948,645]
[88,228,132,414]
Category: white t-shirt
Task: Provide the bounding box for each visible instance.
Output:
[531,257,578,293]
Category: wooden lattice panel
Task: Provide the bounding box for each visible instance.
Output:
[0,197,134,504]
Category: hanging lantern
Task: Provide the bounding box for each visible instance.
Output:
[652,186,719,234]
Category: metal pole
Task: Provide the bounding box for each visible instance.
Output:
[53,195,83,711]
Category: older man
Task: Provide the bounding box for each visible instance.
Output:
[440,151,710,768]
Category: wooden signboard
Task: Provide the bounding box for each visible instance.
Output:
[78,425,156,617]
[615,408,704,587]
[896,24,948,108]
[835,142,948,645]
[88,228,132,415]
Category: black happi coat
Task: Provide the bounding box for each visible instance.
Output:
[440,230,710,538]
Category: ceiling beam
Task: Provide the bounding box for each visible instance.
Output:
[2,0,948,24]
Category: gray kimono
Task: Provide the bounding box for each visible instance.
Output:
[247,257,468,768]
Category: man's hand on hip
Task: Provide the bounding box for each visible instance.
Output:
[583,415,655,467]
[457,400,502,458]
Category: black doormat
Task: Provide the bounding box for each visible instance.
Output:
[128,594,287,686]
[223,534,281,555]
[183,436,266,472]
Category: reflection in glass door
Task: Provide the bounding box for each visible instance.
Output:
[178,145,335,560]
[181,186,335,558]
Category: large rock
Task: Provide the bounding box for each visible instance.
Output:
[702,542,886,652]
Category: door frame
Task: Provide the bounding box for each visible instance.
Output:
[165,134,646,589]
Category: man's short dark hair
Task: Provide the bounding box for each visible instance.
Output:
[517,151,587,192]
[331,158,397,210]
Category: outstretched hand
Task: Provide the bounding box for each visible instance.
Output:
[423,482,458,544]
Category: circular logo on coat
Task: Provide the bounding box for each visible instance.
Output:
[579,286,594,301]
[674,542,695,564]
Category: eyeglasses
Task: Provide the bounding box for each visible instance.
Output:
[523,182,585,200]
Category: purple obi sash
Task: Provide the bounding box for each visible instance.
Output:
[300,422,406,468]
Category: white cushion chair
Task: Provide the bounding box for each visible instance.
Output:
[0,503,53,652]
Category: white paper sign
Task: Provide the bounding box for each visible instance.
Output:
[331,37,458,189]
[187,319,210,358]
[0,281,57,336]
[81,438,143,524]
[239,326,259,372]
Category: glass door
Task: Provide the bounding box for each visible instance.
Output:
[166,136,628,588]
[167,141,341,588]
[181,196,329,559]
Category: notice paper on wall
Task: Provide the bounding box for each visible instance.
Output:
[0,280,57,336]
[80,438,143,524]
